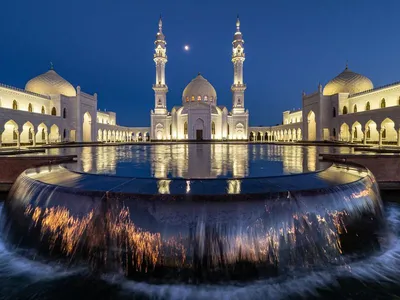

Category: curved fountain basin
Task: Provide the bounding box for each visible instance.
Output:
[3,163,385,283]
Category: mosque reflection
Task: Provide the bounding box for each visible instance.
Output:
[65,144,352,179]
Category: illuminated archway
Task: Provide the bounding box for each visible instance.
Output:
[83,112,92,142]
[307,111,316,141]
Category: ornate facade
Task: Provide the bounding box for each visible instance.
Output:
[150,17,249,141]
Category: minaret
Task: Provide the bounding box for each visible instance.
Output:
[231,15,246,114]
[153,16,168,115]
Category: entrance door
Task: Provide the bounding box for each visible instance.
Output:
[196,130,203,140]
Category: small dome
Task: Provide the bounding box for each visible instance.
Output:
[182,74,217,104]
[25,69,76,97]
[323,66,373,96]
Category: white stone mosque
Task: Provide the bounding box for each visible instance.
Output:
[0,16,400,147]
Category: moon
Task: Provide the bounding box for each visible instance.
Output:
[184,45,190,51]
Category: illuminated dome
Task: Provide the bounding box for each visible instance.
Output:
[182,74,217,104]
[323,66,373,96]
[25,68,76,97]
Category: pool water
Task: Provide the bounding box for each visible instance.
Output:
[46,144,352,178]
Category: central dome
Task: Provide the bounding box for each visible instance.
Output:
[182,74,217,104]
[25,69,77,97]
[323,66,373,96]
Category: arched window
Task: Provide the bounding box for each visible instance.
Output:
[41,106,45,114]
[227,124,230,136]
[382,128,387,138]
[353,104,357,113]
[204,96,208,101]
[184,122,188,135]
[186,96,189,102]
[381,98,386,108]
[63,108,67,119]
[354,128,358,139]
[332,107,336,117]
[51,107,56,116]
[191,96,195,101]
[42,128,46,141]
[367,128,371,138]
[197,96,201,101]
[342,106,348,115]
[366,102,371,111]
[12,100,18,110]
[28,128,33,140]
[158,98,162,105]
[212,122,216,135]
[210,96,214,102]
[28,103,33,112]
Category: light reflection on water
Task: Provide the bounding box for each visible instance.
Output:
[46,144,354,178]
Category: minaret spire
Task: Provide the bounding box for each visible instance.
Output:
[231,15,246,114]
[153,16,168,115]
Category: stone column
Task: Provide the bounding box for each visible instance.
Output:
[397,128,400,147]
[378,128,383,146]
[32,132,36,147]
[363,131,367,145]
[16,130,20,148]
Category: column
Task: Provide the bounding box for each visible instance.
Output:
[397,129,400,147]
[46,133,49,144]
[378,128,383,146]
[32,132,36,147]
[16,130,20,148]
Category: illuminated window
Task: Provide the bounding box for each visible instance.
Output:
[186,96,189,102]
[197,96,201,101]
[51,107,56,116]
[41,106,45,114]
[381,98,386,108]
[342,106,348,115]
[42,128,45,140]
[184,122,187,134]
[210,96,214,102]
[191,96,195,101]
[204,96,208,101]
[12,100,18,110]
[353,104,357,113]
[28,103,33,112]
[212,122,215,135]
[366,102,370,111]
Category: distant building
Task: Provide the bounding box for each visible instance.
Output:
[150,16,249,141]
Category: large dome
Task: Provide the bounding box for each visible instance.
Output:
[182,74,217,104]
[25,69,77,97]
[323,66,373,96]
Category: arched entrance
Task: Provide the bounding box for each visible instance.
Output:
[340,123,350,142]
[49,124,60,143]
[83,112,92,142]
[307,111,316,141]
[194,118,205,140]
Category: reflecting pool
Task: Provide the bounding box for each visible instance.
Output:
[47,144,353,178]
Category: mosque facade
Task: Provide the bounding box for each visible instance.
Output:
[0,17,400,147]
[150,17,249,141]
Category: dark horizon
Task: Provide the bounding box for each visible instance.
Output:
[1,0,399,127]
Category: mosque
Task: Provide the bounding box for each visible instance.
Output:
[0,16,399,147]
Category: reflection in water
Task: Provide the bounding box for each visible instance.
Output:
[48,144,354,178]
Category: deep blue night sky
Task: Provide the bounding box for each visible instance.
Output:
[1,0,399,127]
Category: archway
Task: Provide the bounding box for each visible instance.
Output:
[36,123,48,144]
[307,111,316,141]
[3,120,19,145]
[257,132,262,142]
[21,122,35,145]
[365,120,378,143]
[381,118,397,144]
[98,129,103,142]
[49,124,60,143]
[297,128,302,141]
[194,118,205,140]
[235,123,244,139]
[138,132,142,141]
[103,130,108,142]
[340,123,350,142]
[156,123,164,140]
[83,112,92,142]
[351,121,363,142]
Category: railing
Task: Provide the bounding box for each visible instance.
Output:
[0,83,50,99]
